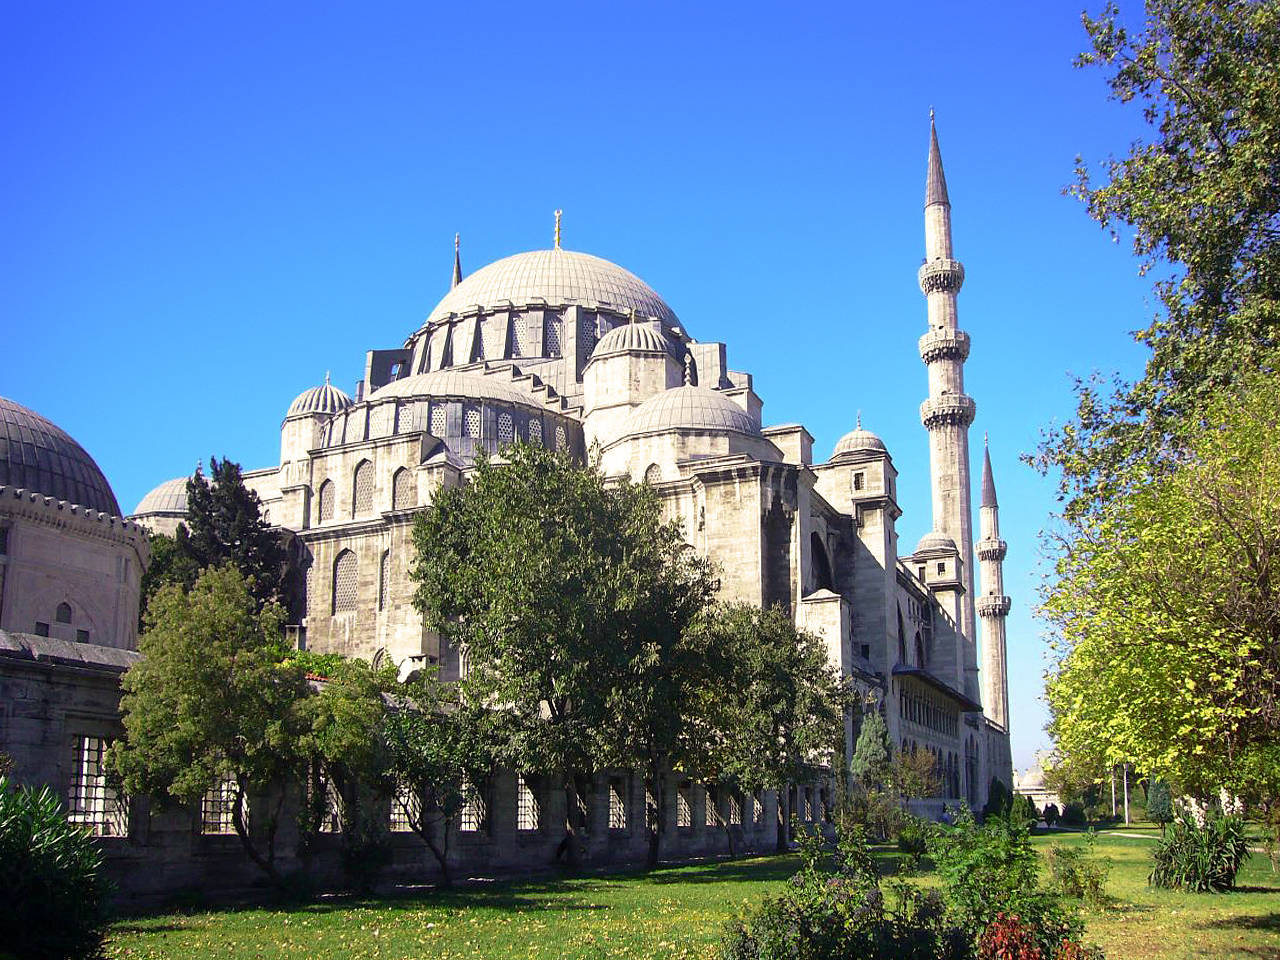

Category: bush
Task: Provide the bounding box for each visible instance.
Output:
[0,776,111,959]
[985,777,1013,819]
[897,815,934,857]
[1061,802,1087,827]
[1150,810,1251,892]
[1145,780,1173,825]
[978,913,1103,960]
[1043,803,1061,827]
[1045,832,1111,906]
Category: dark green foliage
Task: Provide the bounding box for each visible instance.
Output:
[896,815,934,857]
[720,825,969,960]
[285,648,350,680]
[1043,803,1061,826]
[850,708,891,787]
[1150,810,1251,892]
[927,807,1085,953]
[0,776,110,960]
[1045,832,1111,906]
[138,532,198,629]
[1062,802,1087,827]
[984,777,1012,820]
[1145,779,1174,824]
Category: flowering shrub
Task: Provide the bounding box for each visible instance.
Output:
[1150,806,1251,892]
[978,914,1103,960]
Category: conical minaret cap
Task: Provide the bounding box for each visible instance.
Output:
[451,233,463,289]
[981,442,998,508]
[926,111,950,208]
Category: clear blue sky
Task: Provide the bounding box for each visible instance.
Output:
[0,1,1157,772]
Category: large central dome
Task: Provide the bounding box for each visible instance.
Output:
[422,249,679,330]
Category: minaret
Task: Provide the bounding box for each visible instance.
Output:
[976,441,1011,729]
[918,112,978,642]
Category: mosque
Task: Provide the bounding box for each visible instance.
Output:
[1,119,1012,895]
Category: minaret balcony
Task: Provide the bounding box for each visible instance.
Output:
[918,258,965,295]
[976,537,1007,561]
[977,595,1012,618]
[920,394,976,429]
[919,328,971,364]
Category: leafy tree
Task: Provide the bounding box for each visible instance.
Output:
[110,565,312,887]
[411,444,716,867]
[1038,0,1280,523]
[694,603,850,851]
[1146,778,1174,824]
[849,708,891,787]
[1043,373,1280,804]
[137,531,198,629]
[383,673,498,884]
[891,746,941,803]
[984,777,1013,820]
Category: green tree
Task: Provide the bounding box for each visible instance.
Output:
[410,444,716,867]
[110,565,311,886]
[694,603,850,852]
[382,673,498,885]
[1038,0,1280,522]
[137,531,198,629]
[890,746,941,803]
[1146,778,1174,824]
[1043,373,1280,805]
[849,708,891,787]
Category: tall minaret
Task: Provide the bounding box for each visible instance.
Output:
[918,112,978,641]
[976,441,1011,729]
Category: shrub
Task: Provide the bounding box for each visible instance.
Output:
[1045,832,1110,906]
[985,777,1013,819]
[1061,802,1086,827]
[897,815,934,857]
[1043,804,1060,827]
[0,776,111,960]
[978,913,1103,960]
[1144,780,1173,825]
[1150,810,1251,892]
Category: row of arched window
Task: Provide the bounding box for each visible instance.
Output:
[330,548,393,615]
[315,463,418,525]
[899,685,958,738]
[901,740,963,799]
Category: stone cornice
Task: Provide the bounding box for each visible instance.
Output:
[0,486,150,564]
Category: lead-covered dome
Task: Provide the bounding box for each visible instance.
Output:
[287,379,353,418]
[619,386,759,438]
[590,322,671,359]
[833,424,887,457]
[423,249,679,329]
[915,531,957,554]
[132,476,189,517]
[0,396,121,515]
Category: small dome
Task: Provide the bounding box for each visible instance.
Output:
[833,421,887,457]
[0,396,120,515]
[132,476,189,517]
[287,380,353,418]
[423,248,679,330]
[590,322,670,359]
[915,531,957,554]
[619,386,758,438]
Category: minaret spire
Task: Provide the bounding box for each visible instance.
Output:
[926,110,950,209]
[451,233,463,289]
[976,441,1011,730]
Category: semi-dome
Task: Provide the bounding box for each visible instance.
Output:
[369,370,549,411]
[832,422,887,457]
[915,530,957,554]
[589,322,671,359]
[0,396,121,515]
[619,386,759,438]
[287,378,353,418]
[423,249,679,330]
[132,476,189,518]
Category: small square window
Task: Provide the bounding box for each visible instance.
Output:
[860,643,871,660]
[917,566,926,581]
[34,621,49,637]
[937,562,945,575]
[77,629,90,643]
[853,472,865,491]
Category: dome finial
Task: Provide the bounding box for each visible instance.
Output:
[451,233,463,289]
[683,354,693,386]
[554,209,563,250]
[325,370,331,385]
[856,410,862,430]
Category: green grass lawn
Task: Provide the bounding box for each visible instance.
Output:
[103,832,1280,960]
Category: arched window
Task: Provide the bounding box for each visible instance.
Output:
[810,532,833,591]
[555,424,568,451]
[332,550,357,614]
[55,602,72,624]
[497,412,514,446]
[644,463,662,484]
[529,418,543,445]
[378,550,390,611]
[352,460,373,517]
[463,406,481,438]
[392,468,416,510]
[317,480,335,523]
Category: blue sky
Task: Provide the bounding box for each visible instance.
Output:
[0,1,1158,771]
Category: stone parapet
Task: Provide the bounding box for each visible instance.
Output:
[918,328,971,364]
[918,258,965,295]
[919,394,976,429]
[976,536,1007,561]
[976,595,1011,618]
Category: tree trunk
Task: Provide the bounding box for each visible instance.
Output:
[560,773,584,868]
[232,779,284,889]
[646,761,665,870]
[775,785,790,853]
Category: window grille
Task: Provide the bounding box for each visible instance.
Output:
[529,418,543,445]
[318,480,334,523]
[752,790,764,825]
[392,468,416,510]
[853,472,865,491]
[728,792,742,826]
[304,563,314,614]
[545,316,562,356]
[463,406,481,439]
[481,317,504,358]
[706,787,718,827]
[460,780,486,832]
[369,403,393,437]
[516,775,540,831]
[578,313,597,353]
[645,786,658,831]
[378,550,390,611]
[390,782,418,832]
[311,770,343,833]
[201,773,242,835]
[509,314,526,356]
[352,461,374,516]
[67,736,128,837]
[56,602,72,623]
[608,780,627,830]
[497,412,514,445]
[430,403,447,437]
[333,551,357,614]
[804,788,813,821]
[644,463,661,484]
[677,784,692,828]
[555,424,567,451]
